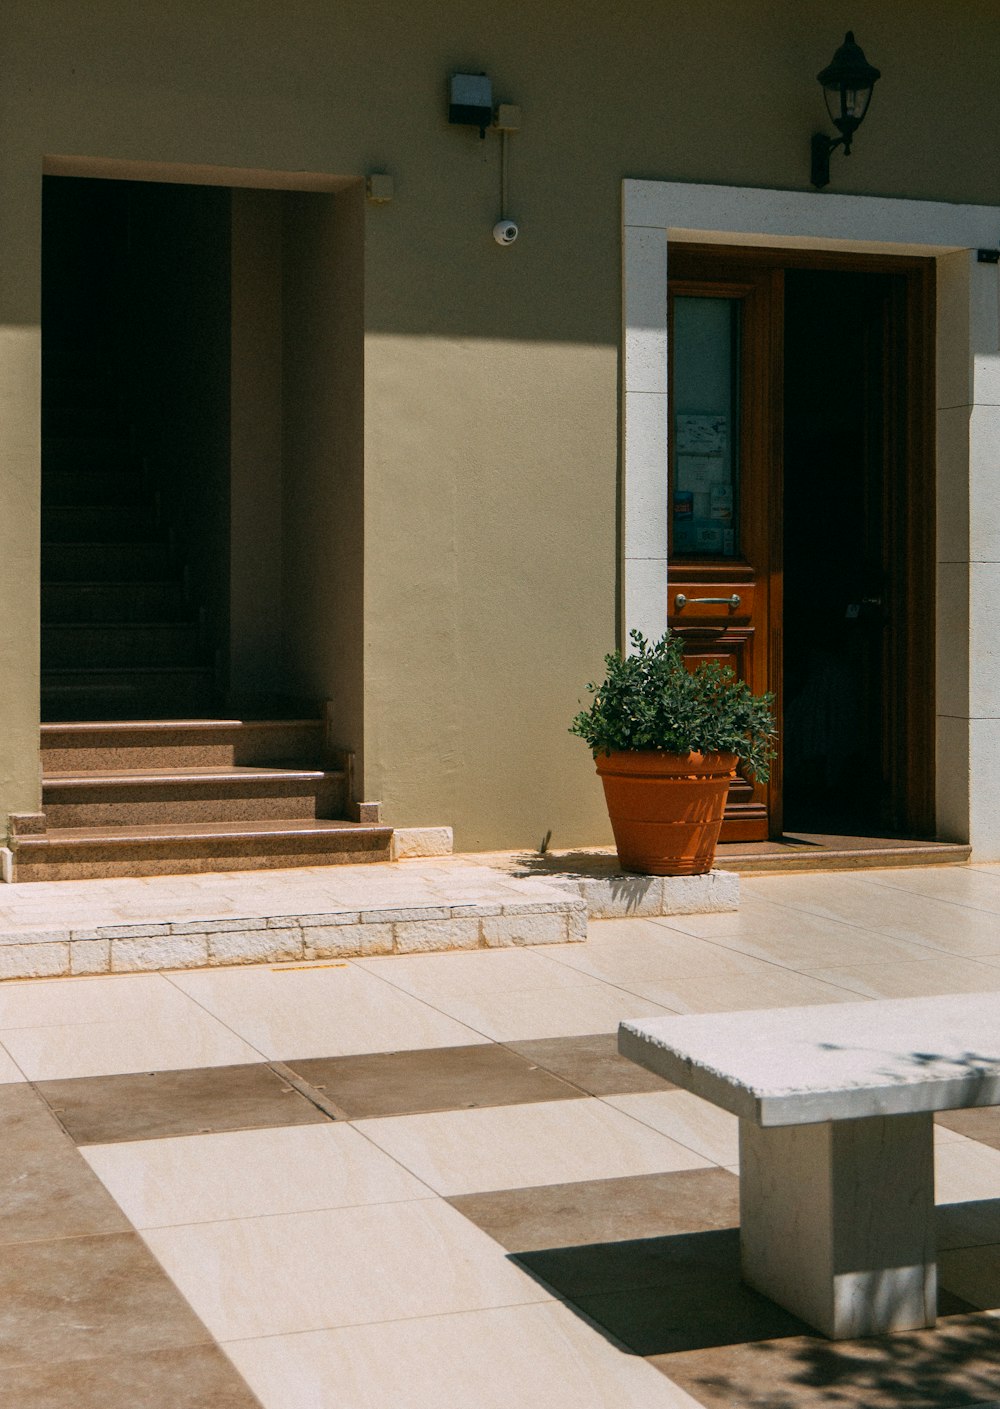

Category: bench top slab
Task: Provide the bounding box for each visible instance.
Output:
[619,992,1000,1126]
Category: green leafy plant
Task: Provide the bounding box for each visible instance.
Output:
[570,630,776,781]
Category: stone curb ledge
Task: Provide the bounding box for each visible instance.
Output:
[0,868,737,981]
[544,868,739,918]
[0,897,586,980]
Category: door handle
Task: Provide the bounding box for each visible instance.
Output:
[674,594,741,611]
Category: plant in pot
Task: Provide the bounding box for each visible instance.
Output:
[570,630,776,876]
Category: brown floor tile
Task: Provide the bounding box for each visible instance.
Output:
[937,1108,1000,1151]
[0,1344,263,1409]
[520,1227,810,1355]
[506,1033,676,1096]
[938,1198,1000,1253]
[652,1313,1000,1408]
[0,1231,212,1370]
[0,1086,130,1245]
[287,1042,583,1118]
[450,1166,739,1252]
[36,1062,327,1145]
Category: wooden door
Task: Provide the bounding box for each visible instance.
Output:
[668,244,935,842]
[667,259,781,841]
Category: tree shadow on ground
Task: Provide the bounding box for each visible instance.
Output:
[512,1218,1000,1408]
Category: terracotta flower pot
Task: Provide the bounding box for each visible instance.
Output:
[594,749,737,876]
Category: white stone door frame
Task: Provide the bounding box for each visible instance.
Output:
[622,179,1000,855]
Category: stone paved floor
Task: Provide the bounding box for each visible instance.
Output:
[4,863,1000,1405]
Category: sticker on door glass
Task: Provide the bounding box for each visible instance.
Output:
[676,414,727,456]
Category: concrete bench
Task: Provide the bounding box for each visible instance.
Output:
[619,992,1000,1340]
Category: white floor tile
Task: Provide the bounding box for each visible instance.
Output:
[618,967,854,1014]
[224,1302,705,1409]
[870,865,1000,912]
[167,964,489,1058]
[668,897,932,969]
[401,982,674,1042]
[356,947,598,998]
[0,1042,25,1083]
[142,1199,551,1341]
[743,874,1000,959]
[0,972,192,1029]
[355,1096,710,1195]
[800,957,1000,1000]
[936,1135,1000,1203]
[83,1122,433,1227]
[0,1010,262,1080]
[538,924,765,984]
[603,1089,740,1167]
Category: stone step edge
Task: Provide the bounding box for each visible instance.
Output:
[0,890,588,979]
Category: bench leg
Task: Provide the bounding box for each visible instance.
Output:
[738,1112,936,1339]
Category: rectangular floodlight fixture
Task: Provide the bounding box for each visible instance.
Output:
[449,73,493,132]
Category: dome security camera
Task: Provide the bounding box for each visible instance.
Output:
[493,219,519,246]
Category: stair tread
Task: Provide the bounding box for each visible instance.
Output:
[41,719,323,732]
[16,818,389,847]
[42,666,214,677]
[42,621,199,631]
[44,766,344,787]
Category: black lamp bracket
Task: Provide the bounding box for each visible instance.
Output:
[811,131,850,189]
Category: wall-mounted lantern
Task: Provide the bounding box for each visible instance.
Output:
[810,31,881,189]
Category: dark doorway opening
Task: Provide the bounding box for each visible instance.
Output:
[41,175,231,720]
[782,268,902,836]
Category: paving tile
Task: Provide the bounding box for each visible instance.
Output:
[670,896,939,968]
[938,1106,1000,1151]
[523,1227,810,1356]
[604,1091,740,1167]
[167,964,488,1058]
[355,946,601,998]
[940,1244,1000,1312]
[0,1085,130,1246]
[0,1344,263,1409]
[938,1198,1000,1253]
[356,1097,711,1196]
[36,1062,327,1144]
[800,956,1000,999]
[619,967,854,1014]
[0,1231,212,1371]
[743,874,1000,961]
[0,1009,263,1080]
[0,1044,25,1083]
[450,1167,740,1251]
[937,1138,1000,1204]
[652,1313,1000,1408]
[83,1123,432,1227]
[506,1033,675,1095]
[287,1042,582,1119]
[225,1302,705,1409]
[0,973,194,1028]
[872,865,1000,911]
[387,982,675,1042]
[540,923,768,983]
[141,1200,551,1341]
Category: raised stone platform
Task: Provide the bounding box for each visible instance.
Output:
[0,852,738,980]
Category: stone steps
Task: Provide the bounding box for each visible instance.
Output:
[8,719,377,882]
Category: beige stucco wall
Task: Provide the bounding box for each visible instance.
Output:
[2,1,999,847]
